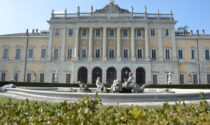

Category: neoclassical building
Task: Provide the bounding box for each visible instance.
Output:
[1,1,210,85]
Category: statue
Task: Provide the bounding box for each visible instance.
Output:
[78,81,91,92]
[109,0,115,4]
[0,84,16,92]
[167,72,172,84]
[32,73,36,82]
[54,70,58,83]
[111,80,122,93]
[96,77,106,92]
[111,72,150,93]
[122,72,135,88]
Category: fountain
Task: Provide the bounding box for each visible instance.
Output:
[110,72,149,93]
[1,72,210,105]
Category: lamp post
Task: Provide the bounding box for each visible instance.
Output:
[196,30,201,84]
[23,29,29,82]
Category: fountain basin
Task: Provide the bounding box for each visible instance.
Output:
[3,87,210,104]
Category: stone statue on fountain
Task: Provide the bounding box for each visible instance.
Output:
[96,77,106,92]
[78,81,91,92]
[111,72,148,93]
[111,79,122,93]
[122,72,135,88]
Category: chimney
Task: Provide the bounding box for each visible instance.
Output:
[191,30,193,35]
[202,29,205,35]
[32,29,35,34]
[36,29,39,34]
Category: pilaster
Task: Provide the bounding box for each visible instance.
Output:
[145,27,150,61]
[61,29,66,62]
[74,28,79,61]
[102,27,107,61]
[171,28,177,61]
[158,28,164,61]
[47,27,53,61]
[88,27,93,61]
[131,27,136,61]
[117,27,121,61]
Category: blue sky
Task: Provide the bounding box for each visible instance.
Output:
[0,0,210,35]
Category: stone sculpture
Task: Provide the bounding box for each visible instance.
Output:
[122,72,135,88]
[111,79,122,93]
[111,72,149,93]
[96,77,106,92]
[0,84,16,92]
[167,72,172,84]
[78,81,91,92]
[54,70,58,83]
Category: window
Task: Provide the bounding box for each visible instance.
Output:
[68,29,73,37]
[1,73,6,81]
[40,73,44,83]
[165,29,169,36]
[14,73,18,82]
[205,50,210,60]
[178,50,183,60]
[193,74,198,84]
[41,49,46,59]
[15,49,21,60]
[191,49,196,60]
[82,29,87,37]
[96,29,101,37]
[54,49,59,60]
[109,49,114,59]
[66,74,71,84]
[137,49,142,59]
[3,48,8,60]
[55,29,59,37]
[81,49,86,59]
[151,29,155,37]
[123,29,128,38]
[110,29,114,37]
[67,48,72,59]
[28,49,33,59]
[152,49,156,60]
[153,75,157,84]
[123,49,128,59]
[165,49,170,60]
[27,73,31,82]
[207,74,210,84]
[137,29,142,37]
[180,74,184,84]
[95,49,101,59]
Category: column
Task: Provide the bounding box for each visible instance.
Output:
[171,28,177,61]
[88,68,92,84]
[47,27,53,61]
[131,27,135,61]
[74,28,79,61]
[88,27,93,61]
[117,68,121,81]
[117,27,121,61]
[158,28,163,61]
[102,68,107,84]
[145,27,150,61]
[102,27,107,61]
[61,29,66,61]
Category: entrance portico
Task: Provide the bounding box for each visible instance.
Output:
[72,61,152,84]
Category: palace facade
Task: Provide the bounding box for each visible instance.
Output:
[1,2,210,85]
